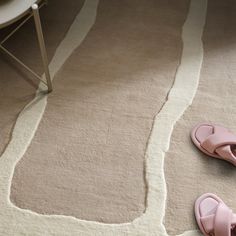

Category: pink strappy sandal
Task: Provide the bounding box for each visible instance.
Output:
[191,123,236,166]
[195,193,236,236]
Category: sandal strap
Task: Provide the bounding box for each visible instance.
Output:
[201,126,236,154]
[214,203,232,236]
[201,215,214,233]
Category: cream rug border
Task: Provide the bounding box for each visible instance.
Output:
[0,0,207,235]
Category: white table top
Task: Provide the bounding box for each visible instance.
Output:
[0,0,39,29]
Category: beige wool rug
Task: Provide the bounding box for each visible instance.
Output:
[0,0,228,235]
[164,0,236,235]
[11,0,189,224]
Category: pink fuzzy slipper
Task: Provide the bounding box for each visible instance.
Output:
[195,193,236,236]
[191,123,236,166]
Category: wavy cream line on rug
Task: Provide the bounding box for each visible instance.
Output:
[0,0,207,235]
[144,0,207,235]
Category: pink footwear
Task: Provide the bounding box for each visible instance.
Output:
[191,123,236,166]
[195,193,236,236]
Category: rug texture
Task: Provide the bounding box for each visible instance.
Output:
[0,0,218,235]
[164,0,236,235]
[10,0,189,224]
